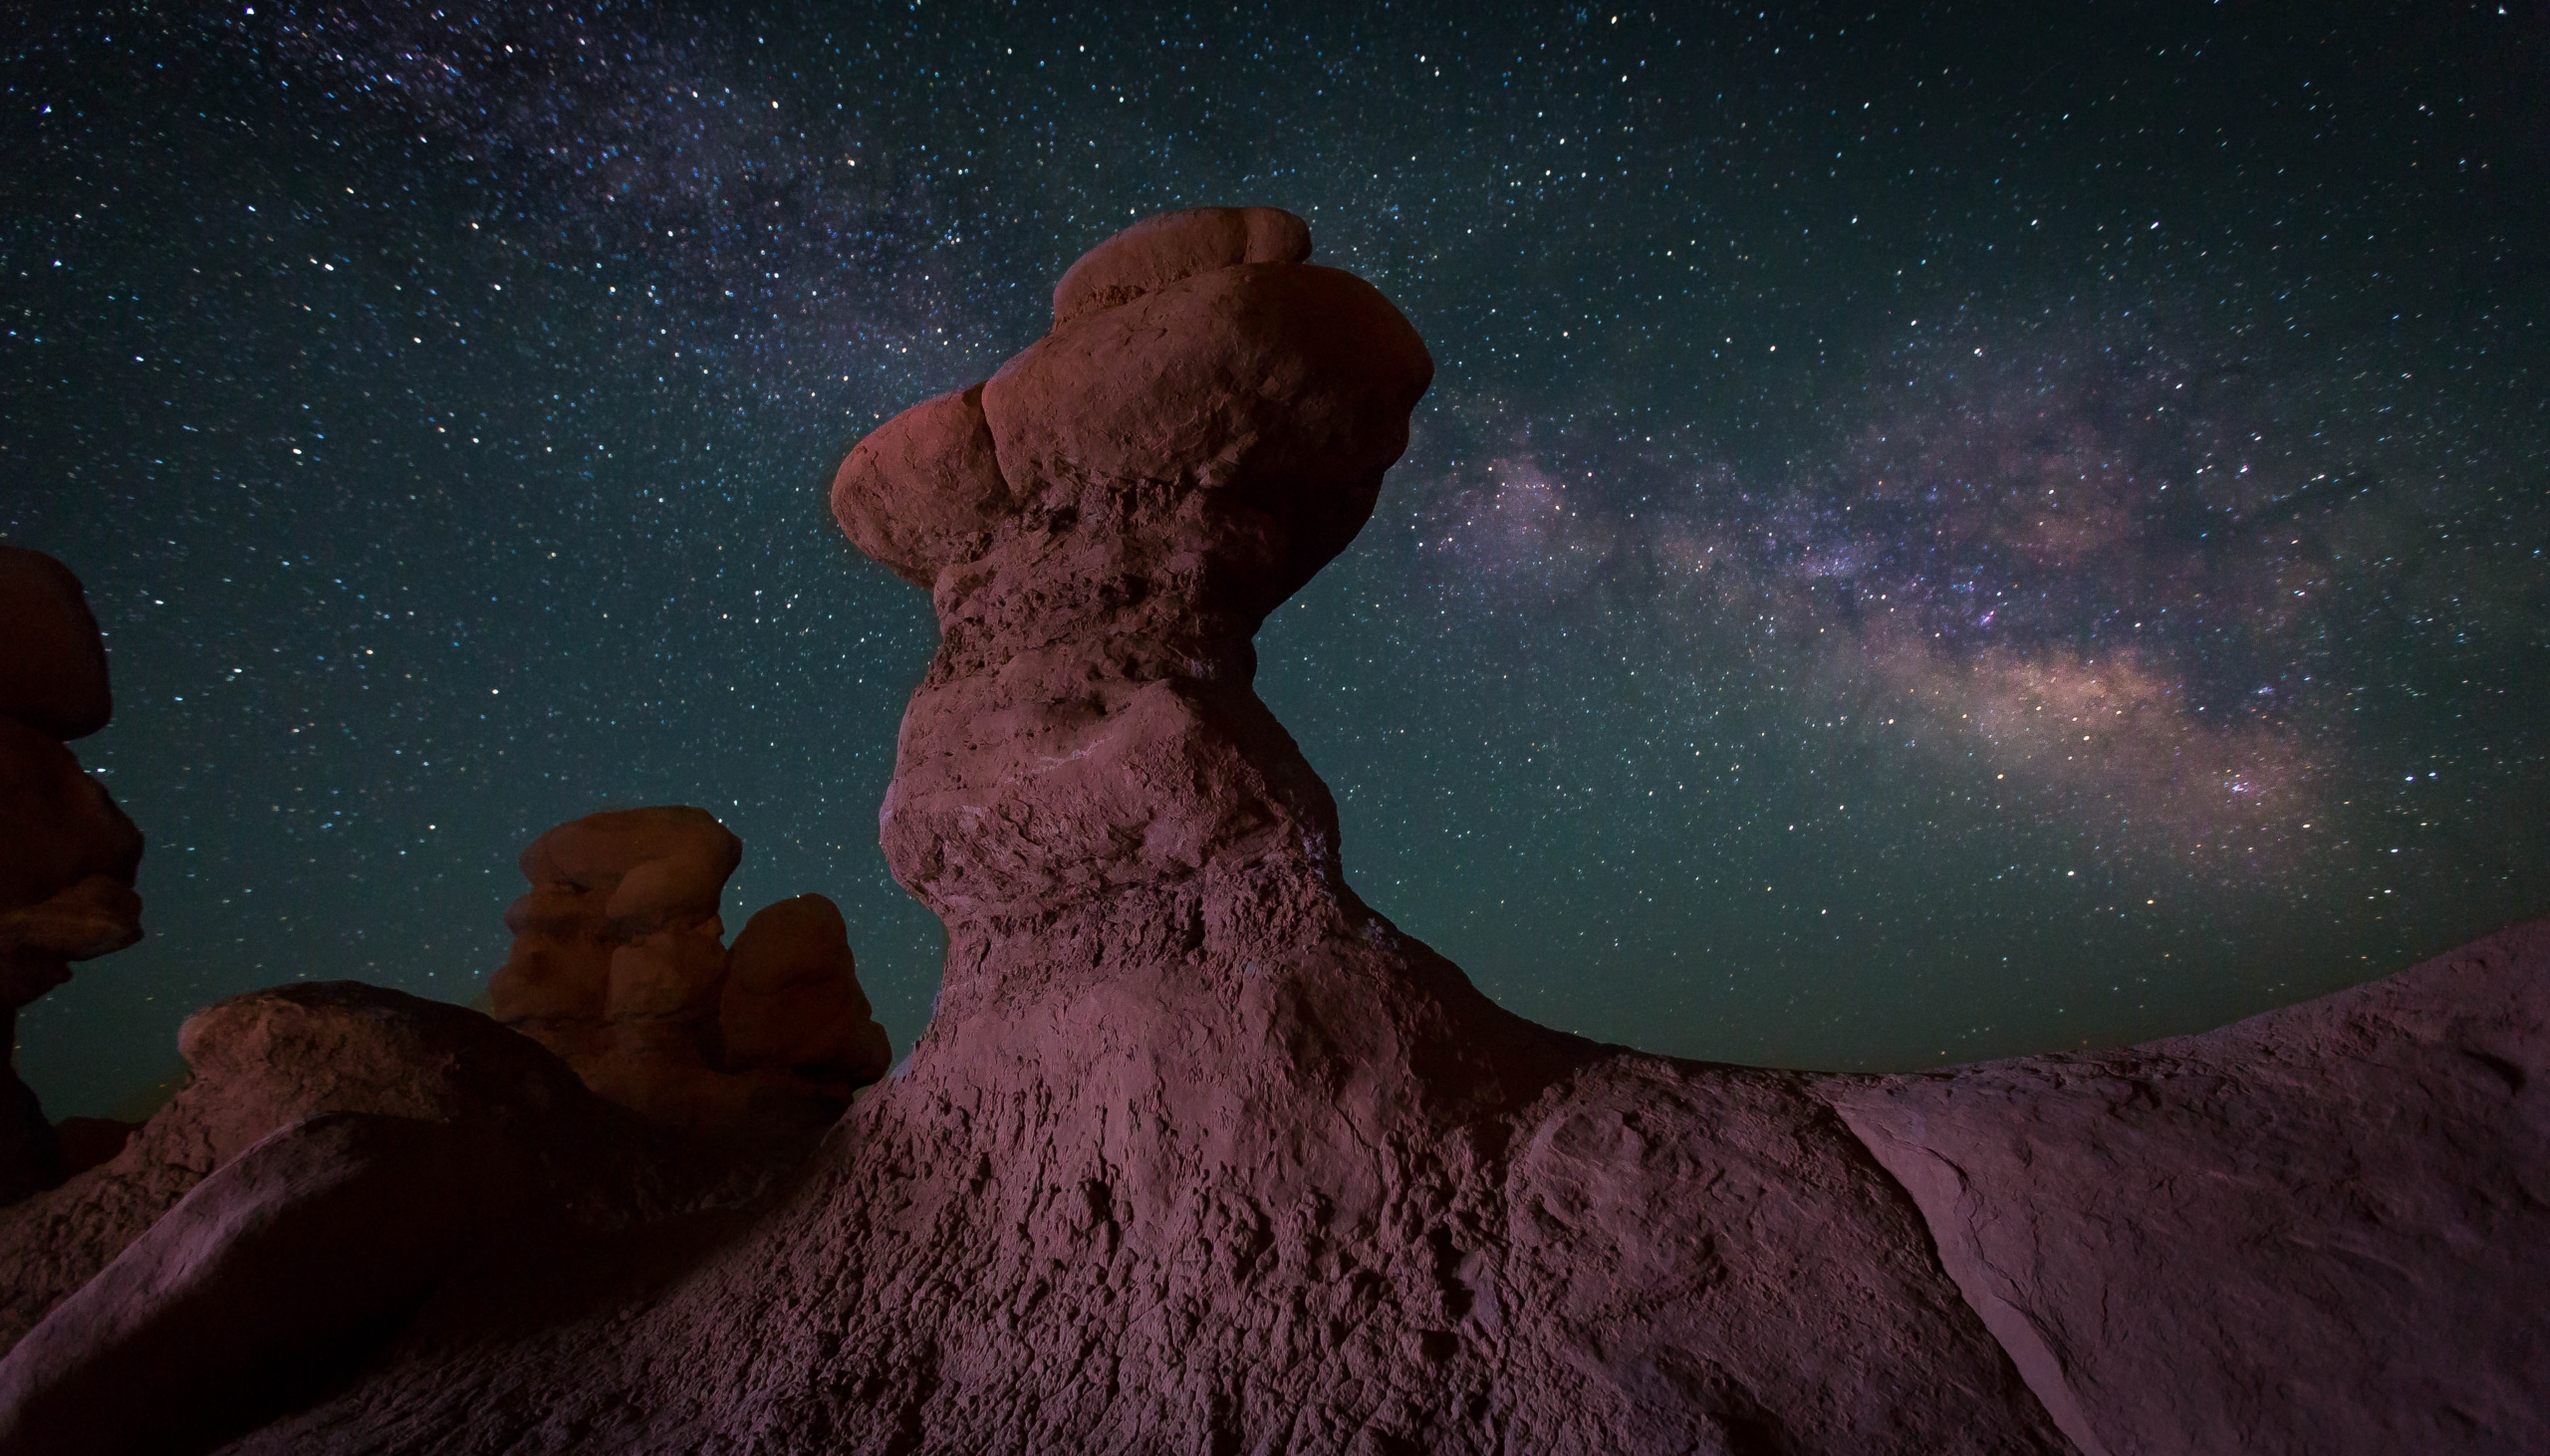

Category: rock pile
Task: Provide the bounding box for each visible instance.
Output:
[0,546,144,1204]
[487,807,892,1127]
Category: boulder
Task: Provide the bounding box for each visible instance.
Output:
[0,982,591,1355]
[0,545,112,742]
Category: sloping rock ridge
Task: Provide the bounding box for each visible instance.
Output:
[0,210,2540,1455]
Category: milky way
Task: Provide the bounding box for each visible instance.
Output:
[6,2,2545,1113]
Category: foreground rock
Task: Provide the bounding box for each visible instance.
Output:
[486,808,892,1126]
[0,983,780,1358]
[0,1113,492,1456]
[1833,916,2550,1456]
[0,547,143,1205]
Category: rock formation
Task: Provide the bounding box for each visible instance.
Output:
[0,210,2540,1454]
[0,982,795,1453]
[486,807,891,1127]
[0,546,143,1205]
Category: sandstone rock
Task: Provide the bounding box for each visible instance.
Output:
[1049,204,1312,328]
[828,381,1012,589]
[0,1112,490,1456]
[488,807,742,1122]
[0,982,582,1354]
[0,981,792,1371]
[1830,916,2550,1456]
[721,893,892,1092]
[0,723,142,1007]
[488,808,892,1127]
[0,545,112,742]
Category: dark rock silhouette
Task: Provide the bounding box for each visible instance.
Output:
[0,547,112,743]
[0,548,142,1205]
[486,807,892,1126]
[0,211,2541,1454]
[0,983,797,1454]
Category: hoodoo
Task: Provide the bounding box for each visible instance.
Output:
[0,210,2539,1455]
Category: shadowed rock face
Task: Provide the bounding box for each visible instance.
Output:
[0,984,801,1454]
[0,547,143,1205]
[8,210,2542,1455]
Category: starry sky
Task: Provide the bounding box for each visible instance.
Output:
[6,1,2546,1117]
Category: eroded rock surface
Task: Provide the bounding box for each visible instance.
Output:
[1832,917,2550,1456]
[487,807,892,1126]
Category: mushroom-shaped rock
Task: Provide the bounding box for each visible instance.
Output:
[838,208,1432,932]
[721,893,892,1092]
[489,806,741,1120]
[0,545,112,742]
[488,807,892,1127]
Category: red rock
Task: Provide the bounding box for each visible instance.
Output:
[488,808,892,1127]
[0,550,142,1207]
[0,546,112,743]
[0,981,786,1363]
[0,982,586,1353]
[1829,916,2550,1456]
[720,893,892,1092]
[36,210,2544,1454]
[0,1112,489,1456]
[828,381,1013,589]
[0,723,141,999]
[1049,204,1311,328]
[487,807,741,1122]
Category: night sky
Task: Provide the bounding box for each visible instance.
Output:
[6,2,2546,1118]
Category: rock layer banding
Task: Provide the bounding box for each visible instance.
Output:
[0,210,2540,1455]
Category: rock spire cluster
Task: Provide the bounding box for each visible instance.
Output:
[486,806,892,1127]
